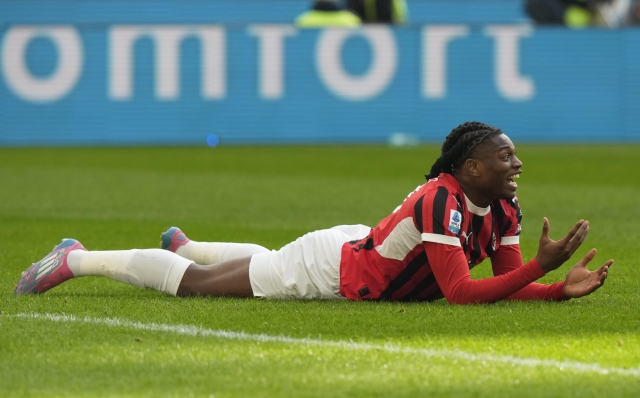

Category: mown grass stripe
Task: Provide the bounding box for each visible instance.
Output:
[11,312,640,377]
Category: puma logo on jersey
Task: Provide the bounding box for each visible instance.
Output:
[460,231,469,243]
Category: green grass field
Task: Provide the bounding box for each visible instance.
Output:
[1,145,639,397]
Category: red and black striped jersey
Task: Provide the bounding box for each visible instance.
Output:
[339,173,525,301]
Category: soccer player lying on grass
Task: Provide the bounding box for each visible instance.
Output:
[15,122,613,304]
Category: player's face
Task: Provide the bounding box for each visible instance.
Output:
[474,134,522,200]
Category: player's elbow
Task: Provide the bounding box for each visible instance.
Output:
[443,289,475,305]
[442,280,475,304]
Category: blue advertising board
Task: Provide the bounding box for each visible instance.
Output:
[1,3,639,145]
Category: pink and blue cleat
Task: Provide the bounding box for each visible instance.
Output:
[14,239,86,295]
[160,227,190,253]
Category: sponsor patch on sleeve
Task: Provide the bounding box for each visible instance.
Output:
[448,210,461,235]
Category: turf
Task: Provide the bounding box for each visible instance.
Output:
[0,145,639,397]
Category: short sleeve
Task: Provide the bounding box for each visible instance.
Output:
[420,185,463,247]
[496,197,522,246]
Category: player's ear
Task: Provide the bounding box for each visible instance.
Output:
[465,158,482,177]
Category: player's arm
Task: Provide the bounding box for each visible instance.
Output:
[425,241,546,304]
[491,197,597,300]
[493,219,612,300]
[425,218,599,304]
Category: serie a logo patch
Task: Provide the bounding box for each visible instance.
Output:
[448,210,461,234]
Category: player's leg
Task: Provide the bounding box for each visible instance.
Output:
[14,239,253,298]
[15,224,371,298]
[161,227,268,265]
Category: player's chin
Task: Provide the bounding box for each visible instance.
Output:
[500,187,517,200]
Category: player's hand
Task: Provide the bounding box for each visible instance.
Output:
[535,218,589,273]
[562,249,613,299]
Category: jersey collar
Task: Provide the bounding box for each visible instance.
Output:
[464,194,491,216]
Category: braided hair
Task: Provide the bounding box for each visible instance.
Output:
[426,121,503,180]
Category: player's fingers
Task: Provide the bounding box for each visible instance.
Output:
[540,217,550,239]
[560,222,589,257]
[562,220,586,244]
[578,248,597,268]
[600,269,608,281]
[595,260,613,276]
[590,263,611,289]
[565,222,589,253]
[597,271,608,287]
[577,221,590,242]
[562,219,586,243]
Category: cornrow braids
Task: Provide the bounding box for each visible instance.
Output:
[426,121,503,180]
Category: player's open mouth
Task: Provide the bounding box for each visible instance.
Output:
[506,173,520,189]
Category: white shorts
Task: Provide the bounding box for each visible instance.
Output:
[248,224,371,300]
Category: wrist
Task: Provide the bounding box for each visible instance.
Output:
[524,258,546,279]
[561,280,571,300]
[532,257,546,274]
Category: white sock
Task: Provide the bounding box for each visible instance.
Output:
[174,241,269,265]
[67,249,192,296]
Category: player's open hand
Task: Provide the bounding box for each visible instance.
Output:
[535,218,589,273]
[562,248,613,299]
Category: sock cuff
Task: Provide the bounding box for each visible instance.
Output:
[130,249,193,296]
[164,255,193,295]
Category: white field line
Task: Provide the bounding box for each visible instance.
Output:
[9,312,640,377]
